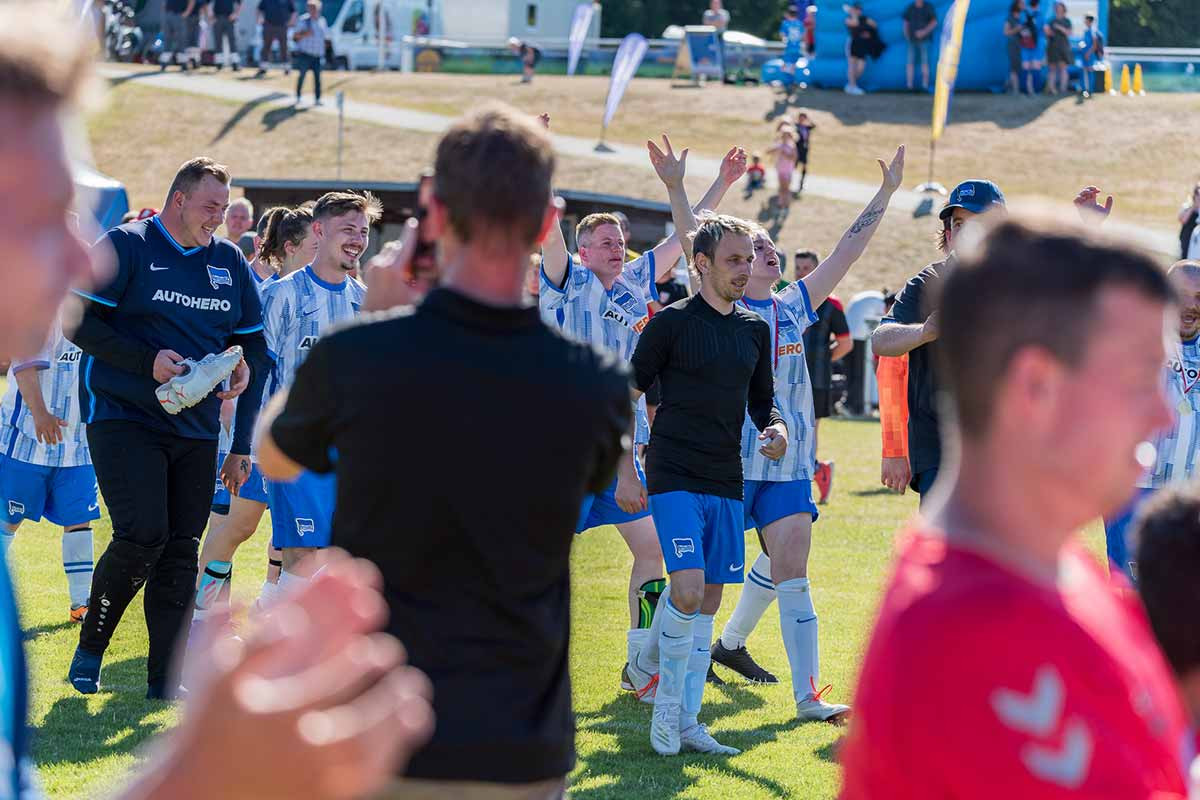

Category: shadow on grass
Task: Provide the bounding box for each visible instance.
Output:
[262,103,306,132]
[850,487,896,497]
[106,70,162,89]
[760,85,1077,130]
[34,656,170,771]
[23,621,74,642]
[210,91,289,144]
[572,685,806,799]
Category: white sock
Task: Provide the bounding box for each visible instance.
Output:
[777,577,819,704]
[0,530,14,558]
[62,528,94,609]
[627,628,649,668]
[720,552,776,650]
[682,613,714,731]
[655,598,695,706]
[277,569,309,597]
[639,582,671,671]
[257,578,282,610]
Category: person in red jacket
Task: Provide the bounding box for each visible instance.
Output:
[841,213,1191,799]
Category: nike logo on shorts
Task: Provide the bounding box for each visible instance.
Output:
[149,263,168,272]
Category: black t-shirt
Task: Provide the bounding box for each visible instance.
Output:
[519,43,542,65]
[881,260,947,480]
[804,297,849,391]
[903,2,937,37]
[270,288,630,783]
[631,293,782,500]
[258,0,294,25]
[165,0,190,13]
[212,0,239,15]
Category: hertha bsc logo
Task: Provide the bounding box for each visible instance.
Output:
[207,265,233,291]
[296,518,315,536]
[671,538,695,558]
[7,500,24,517]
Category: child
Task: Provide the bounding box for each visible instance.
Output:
[768,126,799,211]
[1080,14,1103,97]
[746,155,766,192]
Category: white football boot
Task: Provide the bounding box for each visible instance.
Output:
[679,723,740,755]
[156,346,243,415]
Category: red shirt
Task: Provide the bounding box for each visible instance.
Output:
[840,529,1189,800]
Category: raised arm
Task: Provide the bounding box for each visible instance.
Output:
[803,145,905,308]
[536,113,570,288]
[647,144,747,281]
[647,135,699,267]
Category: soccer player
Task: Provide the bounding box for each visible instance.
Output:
[1104,259,1200,581]
[0,316,96,622]
[869,179,1007,500]
[260,192,375,589]
[540,125,747,690]
[0,14,432,795]
[195,204,319,623]
[709,149,903,726]
[630,137,787,756]
[67,157,273,699]
[840,214,1191,798]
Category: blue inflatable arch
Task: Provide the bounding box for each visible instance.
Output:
[806,0,1013,92]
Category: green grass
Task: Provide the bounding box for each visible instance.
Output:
[9,414,1106,798]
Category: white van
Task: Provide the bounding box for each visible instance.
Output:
[324,0,441,70]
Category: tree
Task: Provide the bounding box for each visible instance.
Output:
[1109,0,1200,47]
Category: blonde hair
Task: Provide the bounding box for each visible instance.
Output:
[575,213,623,247]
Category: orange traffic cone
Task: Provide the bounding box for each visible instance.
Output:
[1104,65,1114,95]
[1133,63,1146,95]
[1119,63,1131,96]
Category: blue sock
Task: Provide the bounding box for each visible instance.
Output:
[682,613,714,731]
[69,646,102,694]
[655,598,696,706]
[193,559,232,619]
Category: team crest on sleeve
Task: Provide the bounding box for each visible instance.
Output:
[206,265,233,291]
[7,501,24,517]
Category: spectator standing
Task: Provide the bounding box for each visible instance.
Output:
[160,0,194,71]
[1080,14,1102,96]
[508,37,541,84]
[256,0,295,76]
[1044,1,1072,94]
[1003,0,1025,93]
[1019,0,1044,94]
[292,0,327,105]
[844,3,883,96]
[209,0,241,70]
[256,105,631,797]
[804,4,817,57]
[223,196,254,246]
[1181,183,1200,258]
[779,4,805,92]
[795,250,852,504]
[793,111,815,195]
[702,0,731,77]
[186,0,208,66]
[902,0,938,91]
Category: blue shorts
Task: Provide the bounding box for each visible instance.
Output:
[1103,487,1154,582]
[576,457,650,533]
[1020,47,1041,63]
[211,451,270,515]
[0,457,99,528]
[649,491,745,585]
[743,479,819,531]
[268,470,336,549]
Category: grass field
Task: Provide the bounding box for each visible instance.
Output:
[9,410,1108,799]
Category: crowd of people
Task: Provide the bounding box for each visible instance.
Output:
[5,4,1200,800]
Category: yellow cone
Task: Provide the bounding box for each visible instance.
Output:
[1104,65,1114,95]
[1133,63,1146,95]
[1119,64,1131,95]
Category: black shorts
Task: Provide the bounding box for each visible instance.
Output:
[812,388,833,419]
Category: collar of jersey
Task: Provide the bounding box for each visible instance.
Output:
[304,264,348,292]
[740,295,775,309]
[1184,334,1199,347]
[151,216,204,257]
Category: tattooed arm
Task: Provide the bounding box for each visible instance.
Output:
[803,145,905,308]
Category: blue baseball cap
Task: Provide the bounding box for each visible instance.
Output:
[939,180,1006,220]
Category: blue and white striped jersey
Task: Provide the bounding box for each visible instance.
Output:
[738,281,819,482]
[261,265,365,395]
[1,322,90,467]
[218,269,279,455]
[1140,336,1200,489]
[539,252,656,444]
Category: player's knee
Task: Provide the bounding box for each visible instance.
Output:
[670,583,704,615]
[106,537,166,582]
[147,538,201,608]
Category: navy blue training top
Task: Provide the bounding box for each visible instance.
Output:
[75,217,264,441]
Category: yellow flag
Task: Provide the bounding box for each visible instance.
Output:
[932,0,971,142]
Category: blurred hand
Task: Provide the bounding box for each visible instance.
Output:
[718,146,748,186]
[758,425,788,460]
[158,551,434,800]
[218,360,249,400]
[153,349,186,384]
[221,453,252,496]
[881,456,911,494]
[647,135,688,188]
[32,408,66,445]
[614,460,647,514]
[878,145,905,194]
[362,219,425,312]
[1073,185,1113,224]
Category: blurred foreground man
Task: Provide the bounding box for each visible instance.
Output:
[840,215,1190,798]
[0,9,432,798]
[257,105,631,798]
